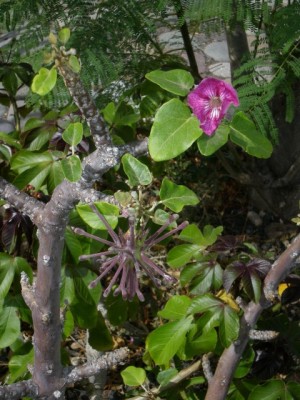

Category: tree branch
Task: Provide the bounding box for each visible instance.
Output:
[204,232,300,400]
[0,348,129,400]
[0,177,44,222]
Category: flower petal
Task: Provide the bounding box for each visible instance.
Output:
[188,77,239,135]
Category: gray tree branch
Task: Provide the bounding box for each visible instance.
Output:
[204,232,300,400]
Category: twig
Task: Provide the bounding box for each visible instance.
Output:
[204,232,300,400]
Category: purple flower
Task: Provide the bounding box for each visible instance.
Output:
[187,77,239,136]
[74,205,188,301]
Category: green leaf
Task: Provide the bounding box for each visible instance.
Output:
[0,144,11,161]
[0,255,32,301]
[147,316,193,365]
[13,163,52,190]
[47,160,65,193]
[146,69,194,96]
[248,380,285,400]
[188,294,223,315]
[31,67,57,96]
[179,224,223,246]
[0,304,20,347]
[157,368,178,386]
[11,150,53,173]
[68,55,81,73]
[160,177,199,212]
[106,293,129,326]
[189,261,223,295]
[67,268,98,329]
[287,382,300,399]
[62,122,83,147]
[167,244,200,268]
[61,155,82,182]
[229,112,273,158]
[28,128,51,151]
[219,305,240,348]
[8,346,34,383]
[0,132,21,149]
[2,70,18,96]
[58,27,71,44]
[186,328,217,356]
[149,99,202,161]
[153,209,176,227]
[65,228,83,263]
[197,125,229,156]
[102,102,116,125]
[63,310,74,338]
[23,117,45,132]
[121,154,153,186]
[158,295,192,320]
[121,366,146,386]
[234,346,255,378]
[77,202,119,230]
[114,102,140,126]
[88,311,113,351]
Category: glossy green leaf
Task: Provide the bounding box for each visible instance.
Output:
[11,150,53,173]
[0,255,32,301]
[2,70,18,95]
[0,304,20,347]
[67,270,98,329]
[121,366,146,386]
[8,346,34,383]
[28,128,51,151]
[0,132,21,149]
[23,117,45,132]
[58,27,71,44]
[68,55,81,73]
[153,209,176,227]
[160,178,199,212]
[157,368,178,386]
[76,202,119,230]
[149,99,202,161]
[88,311,114,351]
[286,382,300,399]
[106,293,129,326]
[31,67,57,96]
[186,328,217,356]
[61,155,82,182]
[158,295,192,320]
[219,305,240,348]
[0,144,11,161]
[179,224,223,246]
[102,102,116,125]
[234,346,255,378]
[167,244,200,268]
[188,294,223,315]
[146,69,194,96]
[121,154,153,186]
[13,163,52,190]
[230,112,273,158]
[63,310,74,338]
[114,102,140,126]
[189,261,223,295]
[248,380,286,400]
[62,122,83,147]
[47,160,65,193]
[65,228,83,263]
[197,125,229,156]
[147,316,193,365]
